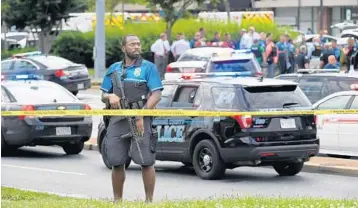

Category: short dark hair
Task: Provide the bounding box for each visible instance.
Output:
[121,34,139,46]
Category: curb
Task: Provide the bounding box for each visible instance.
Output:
[302,162,358,177]
[84,142,99,151]
[82,143,358,177]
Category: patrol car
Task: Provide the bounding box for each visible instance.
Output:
[97,74,318,180]
[312,84,358,158]
[165,47,262,80]
[1,75,92,155]
[275,69,358,104]
[1,51,91,95]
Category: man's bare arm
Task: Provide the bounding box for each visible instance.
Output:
[144,90,162,109]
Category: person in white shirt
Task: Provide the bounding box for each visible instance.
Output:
[150,33,171,79]
[171,33,190,61]
[240,26,260,49]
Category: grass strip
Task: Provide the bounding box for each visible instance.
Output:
[2,186,357,208]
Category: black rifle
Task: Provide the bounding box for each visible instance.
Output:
[112,70,145,164]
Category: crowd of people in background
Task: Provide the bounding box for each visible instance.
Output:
[150,25,358,79]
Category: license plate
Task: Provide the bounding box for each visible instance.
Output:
[280,118,296,129]
[77,83,84,89]
[56,127,71,136]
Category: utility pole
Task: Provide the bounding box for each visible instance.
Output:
[94,0,106,79]
[320,0,323,30]
[297,0,301,30]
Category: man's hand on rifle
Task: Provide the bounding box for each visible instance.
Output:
[109,94,121,109]
[136,117,144,136]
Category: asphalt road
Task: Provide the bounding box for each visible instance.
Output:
[2,146,358,202]
[76,88,104,140]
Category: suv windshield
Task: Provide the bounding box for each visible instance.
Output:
[209,59,260,73]
[211,85,311,110]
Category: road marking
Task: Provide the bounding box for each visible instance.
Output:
[2,164,86,176]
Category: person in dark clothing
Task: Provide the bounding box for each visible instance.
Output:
[323,55,340,69]
[320,43,335,69]
[295,45,309,69]
[343,38,358,72]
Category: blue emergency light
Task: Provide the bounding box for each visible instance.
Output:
[233,49,252,54]
[181,71,253,80]
[9,74,42,81]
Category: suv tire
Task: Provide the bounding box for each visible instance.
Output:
[100,137,131,170]
[192,139,226,180]
[63,141,84,155]
[273,161,304,176]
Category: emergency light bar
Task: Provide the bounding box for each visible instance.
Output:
[180,72,253,80]
[12,51,42,58]
[297,68,340,74]
[233,49,252,54]
[9,74,41,81]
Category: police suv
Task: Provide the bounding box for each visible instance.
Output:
[165,48,262,80]
[97,73,319,180]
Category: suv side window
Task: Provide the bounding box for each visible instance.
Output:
[350,96,358,109]
[156,84,176,108]
[13,60,37,72]
[1,61,13,72]
[1,87,11,103]
[171,86,198,108]
[327,77,358,94]
[317,95,352,110]
[298,76,325,103]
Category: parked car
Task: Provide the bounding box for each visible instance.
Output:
[312,85,358,158]
[275,69,358,104]
[1,75,92,154]
[1,51,91,95]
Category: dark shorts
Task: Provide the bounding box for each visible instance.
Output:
[103,116,157,167]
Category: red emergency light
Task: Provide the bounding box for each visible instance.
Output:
[350,84,358,91]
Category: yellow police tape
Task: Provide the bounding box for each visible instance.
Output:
[1,109,358,117]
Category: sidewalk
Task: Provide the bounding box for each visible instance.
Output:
[84,138,358,177]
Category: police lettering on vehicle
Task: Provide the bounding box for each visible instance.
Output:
[153,119,186,142]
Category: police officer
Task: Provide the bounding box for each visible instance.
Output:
[100,34,163,202]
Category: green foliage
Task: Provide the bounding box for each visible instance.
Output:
[2,0,87,31]
[51,18,298,68]
[1,47,38,60]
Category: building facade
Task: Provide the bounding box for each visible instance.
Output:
[252,0,358,36]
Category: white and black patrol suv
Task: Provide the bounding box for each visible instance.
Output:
[97,74,319,180]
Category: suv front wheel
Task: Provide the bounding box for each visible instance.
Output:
[273,161,304,176]
[192,139,226,180]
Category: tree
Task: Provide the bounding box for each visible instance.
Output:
[2,0,87,54]
[149,0,206,41]
[210,0,231,23]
